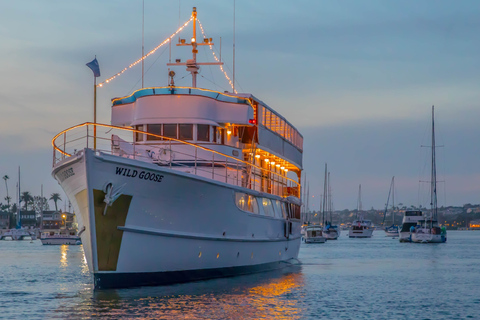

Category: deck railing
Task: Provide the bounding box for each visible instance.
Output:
[52,123,300,198]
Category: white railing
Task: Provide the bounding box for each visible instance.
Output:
[52,123,300,198]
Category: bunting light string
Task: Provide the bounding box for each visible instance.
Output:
[197,19,237,93]
[97,17,194,87]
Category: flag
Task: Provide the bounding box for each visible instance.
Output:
[86,57,101,77]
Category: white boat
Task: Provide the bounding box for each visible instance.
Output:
[349,185,373,238]
[411,106,447,244]
[382,176,399,237]
[322,167,339,240]
[304,226,326,243]
[51,8,303,289]
[0,228,36,241]
[41,230,82,245]
[398,210,423,242]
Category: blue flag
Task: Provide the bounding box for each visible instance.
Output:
[86,57,101,77]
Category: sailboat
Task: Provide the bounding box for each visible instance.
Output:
[383,176,399,237]
[411,106,447,243]
[323,170,339,240]
[348,184,374,238]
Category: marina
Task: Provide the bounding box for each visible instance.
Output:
[1,230,479,319]
[1,1,480,319]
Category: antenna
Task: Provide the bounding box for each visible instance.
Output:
[142,0,144,88]
[232,0,235,92]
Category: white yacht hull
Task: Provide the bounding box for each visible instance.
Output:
[41,237,82,245]
[411,233,446,243]
[52,149,301,289]
[348,228,373,238]
[304,236,326,243]
[398,232,412,243]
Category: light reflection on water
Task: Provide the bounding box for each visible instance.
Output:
[1,231,480,319]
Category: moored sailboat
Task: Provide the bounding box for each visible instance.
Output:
[349,184,373,238]
[383,176,399,237]
[411,106,447,243]
[51,7,304,289]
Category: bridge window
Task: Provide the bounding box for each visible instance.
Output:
[147,124,162,140]
[163,124,177,139]
[262,198,275,217]
[179,124,193,140]
[197,124,210,142]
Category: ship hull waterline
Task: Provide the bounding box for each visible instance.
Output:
[52,149,302,289]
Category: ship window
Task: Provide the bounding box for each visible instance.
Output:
[262,198,275,217]
[135,125,144,141]
[179,124,193,140]
[163,124,177,139]
[212,126,217,143]
[197,124,210,141]
[147,124,162,140]
[235,193,259,214]
[273,200,285,219]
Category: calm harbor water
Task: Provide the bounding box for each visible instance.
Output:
[1,230,479,319]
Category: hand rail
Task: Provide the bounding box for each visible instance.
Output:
[52,122,300,198]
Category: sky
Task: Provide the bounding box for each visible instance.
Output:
[0,0,479,211]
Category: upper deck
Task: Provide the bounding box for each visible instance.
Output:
[111,86,304,170]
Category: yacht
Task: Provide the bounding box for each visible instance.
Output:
[349,219,374,238]
[51,7,304,289]
[0,228,36,241]
[411,106,447,243]
[40,229,82,245]
[348,185,373,238]
[304,226,326,243]
[398,210,423,242]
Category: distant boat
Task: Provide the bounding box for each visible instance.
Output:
[40,229,82,245]
[304,225,327,243]
[411,106,447,243]
[0,228,36,241]
[383,176,399,237]
[398,210,423,242]
[323,169,339,240]
[349,184,373,238]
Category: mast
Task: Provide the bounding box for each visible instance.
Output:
[322,163,327,226]
[357,184,362,221]
[392,177,395,225]
[167,7,223,88]
[17,166,21,229]
[383,176,394,226]
[431,105,437,227]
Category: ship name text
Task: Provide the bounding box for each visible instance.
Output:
[58,168,75,182]
[115,167,164,183]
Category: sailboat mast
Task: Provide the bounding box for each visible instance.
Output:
[431,105,438,225]
[392,177,395,225]
[322,164,327,226]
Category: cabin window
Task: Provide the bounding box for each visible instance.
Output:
[147,124,162,140]
[197,124,210,142]
[163,124,177,139]
[135,125,144,141]
[235,193,259,214]
[179,124,193,140]
[212,126,217,143]
[273,200,286,219]
[262,198,275,217]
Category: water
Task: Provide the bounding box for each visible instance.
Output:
[1,231,479,319]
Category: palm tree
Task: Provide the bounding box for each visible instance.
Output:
[20,191,33,211]
[50,193,62,212]
[2,175,9,208]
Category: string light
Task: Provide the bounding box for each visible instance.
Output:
[97,17,194,87]
[197,19,236,93]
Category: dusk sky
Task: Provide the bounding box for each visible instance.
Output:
[1,0,479,211]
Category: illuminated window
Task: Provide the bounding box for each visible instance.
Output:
[179,124,193,140]
[197,124,210,142]
[262,198,275,217]
[147,124,162,140]
[235,193,259,214]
